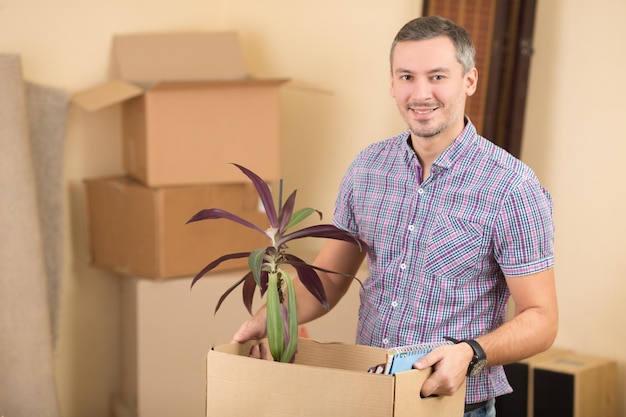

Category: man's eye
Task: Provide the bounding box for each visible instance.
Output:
[400,75,412,81]
[432,75,444,81]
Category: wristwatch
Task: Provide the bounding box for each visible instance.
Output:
[445,337,488,377]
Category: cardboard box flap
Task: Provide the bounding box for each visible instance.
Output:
[113,31,248,83]
[150,78,290,92]
[213,338,386,372]
[72,77,289,112]
[73,80,144,112]
[291,339,386,372]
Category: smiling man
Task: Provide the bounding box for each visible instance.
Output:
[390,32,477,177]
[233,15,558,417]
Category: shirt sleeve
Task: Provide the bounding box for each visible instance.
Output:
[494,177,555,277]
[332,156,359,235]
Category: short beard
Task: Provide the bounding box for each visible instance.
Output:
[409,121,444,139]
[405,101,445,139]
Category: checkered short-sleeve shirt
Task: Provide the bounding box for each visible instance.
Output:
[333,120,554,403]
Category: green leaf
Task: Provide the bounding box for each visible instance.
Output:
[280,273,299,363]
[248,248,266,287]
[266,272,284,361]
[285,207,321,231]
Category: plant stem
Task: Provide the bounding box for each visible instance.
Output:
[266,271,284,361]
[281,272,299,363]
[267,272,285,360]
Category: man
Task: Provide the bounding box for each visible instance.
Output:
[233,15,558,416]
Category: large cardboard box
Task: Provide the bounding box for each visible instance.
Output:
[73,31,287,186]
[206,338,465,417]
[84,176,270,279]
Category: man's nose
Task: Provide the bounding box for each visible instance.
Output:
[411,77,433,102]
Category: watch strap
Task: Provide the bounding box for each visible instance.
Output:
[444,336,487,376]
[462,339,486,361]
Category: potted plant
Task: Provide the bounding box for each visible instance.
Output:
[187,164,371,363]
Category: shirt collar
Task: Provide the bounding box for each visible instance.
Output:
[400,117,479,170]
[433,117,478,170]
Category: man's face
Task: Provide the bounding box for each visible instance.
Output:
[390,36,477,143]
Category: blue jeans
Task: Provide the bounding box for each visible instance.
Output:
[464,398,496,417]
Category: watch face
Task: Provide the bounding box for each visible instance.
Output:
[469,359,488,376]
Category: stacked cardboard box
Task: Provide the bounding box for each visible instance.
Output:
[76,31,287,279]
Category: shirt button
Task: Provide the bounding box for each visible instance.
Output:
[408,225,415,231]
[391,301,398,308]
[382,339,389,345]
[400,263,406,270]
[417,188,424,194]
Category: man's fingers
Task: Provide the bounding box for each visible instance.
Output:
[248,341,274,360]
[249,344,262,359]
[258,341,273,360]
[420,377,438,397]
[421,370,463,397]
[231,316,267,344]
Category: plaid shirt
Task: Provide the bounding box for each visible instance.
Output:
[333,120,554,403]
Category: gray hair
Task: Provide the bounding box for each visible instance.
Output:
[390,15,476,74]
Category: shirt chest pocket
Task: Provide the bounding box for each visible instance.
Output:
[424,214,484,279]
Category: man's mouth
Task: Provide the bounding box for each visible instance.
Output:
[409,106,438,115]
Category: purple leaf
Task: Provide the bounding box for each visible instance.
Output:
[279,224,373,257]
[187,208,267,235]
[232,164,279,228]
[214,274,249,315]
[281,302,289,342]
[285,254,329,309]
[242,271,257,315]
[278,190,297,235]
[190,252,250,288]
[284,254,364,286]
[259,270,269,297]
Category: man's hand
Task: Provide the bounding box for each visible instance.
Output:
[413,343,473,397]
[231,314,273,360]
[231,315,266,343]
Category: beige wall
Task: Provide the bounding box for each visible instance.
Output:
[523,0,626,412]
[1,0,625,416]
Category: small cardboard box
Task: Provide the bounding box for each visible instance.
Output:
[84,176,269,279]
[496,347,573,417]
[206,338,465,417]
[532,353,618,417]
[73,31,287,186]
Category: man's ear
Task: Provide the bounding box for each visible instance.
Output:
[465,67,478,97]
[389,74,396,98]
